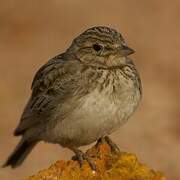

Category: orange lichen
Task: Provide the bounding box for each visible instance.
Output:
[27,143,166,180]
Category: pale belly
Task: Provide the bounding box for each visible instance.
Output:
[43,88,141,147]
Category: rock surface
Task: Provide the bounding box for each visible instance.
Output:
[27,142,166,180]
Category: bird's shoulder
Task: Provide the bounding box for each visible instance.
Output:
[31,53,79,96]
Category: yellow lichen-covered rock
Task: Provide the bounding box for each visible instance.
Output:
[27,143,166,180]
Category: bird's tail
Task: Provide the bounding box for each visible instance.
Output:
[2,139,37,168]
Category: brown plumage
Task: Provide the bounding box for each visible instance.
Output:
[3,26,142,170]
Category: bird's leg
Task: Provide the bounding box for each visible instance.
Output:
[97,136,120,153]
[70,147,96,171]
[96,136,106,146]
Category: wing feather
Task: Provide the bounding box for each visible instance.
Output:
[14,54,78,135]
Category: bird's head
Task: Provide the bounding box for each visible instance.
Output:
[67,26,135,68]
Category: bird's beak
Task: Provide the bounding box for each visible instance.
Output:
[119,45,135,56]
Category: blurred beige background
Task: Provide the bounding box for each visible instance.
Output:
[0,0,180,179]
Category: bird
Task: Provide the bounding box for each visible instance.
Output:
[3,26,142,170]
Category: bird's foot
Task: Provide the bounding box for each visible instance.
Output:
[104,136,120,153]
[71,148,96,171]
[97,136,120,154]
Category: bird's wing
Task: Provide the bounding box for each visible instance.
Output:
[14,54,80,136]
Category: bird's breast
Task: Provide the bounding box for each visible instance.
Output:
[78,69,141,132]
[45,69,141,147]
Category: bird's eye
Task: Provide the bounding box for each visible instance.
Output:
[92,44,103,52]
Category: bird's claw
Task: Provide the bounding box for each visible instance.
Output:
[71,149,96,171]
[97,136,120,154]
[104,136,120,153]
